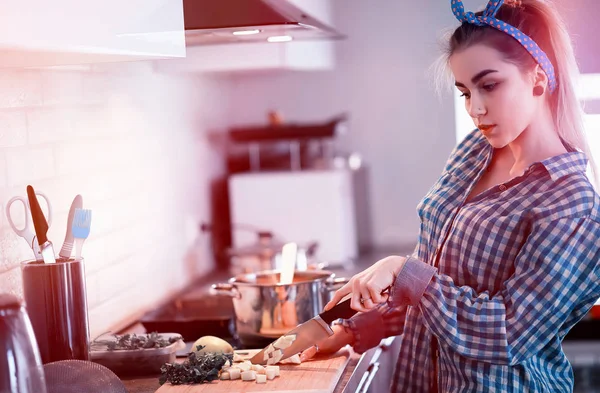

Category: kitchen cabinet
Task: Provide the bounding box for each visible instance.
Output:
[153,0,337,73]
[0,0,185,68]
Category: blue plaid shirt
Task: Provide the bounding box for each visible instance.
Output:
[346,129,600,392]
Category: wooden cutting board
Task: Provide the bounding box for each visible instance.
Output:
[155,349,351,393]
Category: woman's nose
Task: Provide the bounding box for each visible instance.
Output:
[467,95,486,118]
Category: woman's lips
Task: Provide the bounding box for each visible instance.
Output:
[478,124,496,133]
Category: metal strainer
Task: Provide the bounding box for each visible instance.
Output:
[43,359,128,393]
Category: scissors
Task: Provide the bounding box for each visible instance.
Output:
[6,191,53,261]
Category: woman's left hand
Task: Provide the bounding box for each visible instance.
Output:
[325,255,407,312]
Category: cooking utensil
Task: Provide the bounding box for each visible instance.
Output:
[6,190,53,261]
[43,359,127,393]
[21,257,90,364]
[72,208,92,258]
[210,270,349,348]
[26,185,56,264]
[280,242,297,285]
[0,294,47,393]
[249,295,355,365]
[59,195,83,258]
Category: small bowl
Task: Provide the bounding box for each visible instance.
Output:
[90,332,185,378]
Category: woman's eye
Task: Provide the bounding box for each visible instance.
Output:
[459,92,471,99]
[482,82,497,92]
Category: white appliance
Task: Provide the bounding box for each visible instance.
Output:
[228,168,358,266]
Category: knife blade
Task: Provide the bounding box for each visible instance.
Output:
[249,294,357,365]
[27,185,56,264]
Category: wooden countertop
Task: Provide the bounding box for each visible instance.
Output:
[120,351,364,393]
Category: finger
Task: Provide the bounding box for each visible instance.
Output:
[324,282,352,311]
[361,297,375,310]
[367,280,385,304]
[351,280,368,312]
[299,345,318,362]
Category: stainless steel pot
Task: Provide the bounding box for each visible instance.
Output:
[211,270,348,348]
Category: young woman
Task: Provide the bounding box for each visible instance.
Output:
[300,0,600,391]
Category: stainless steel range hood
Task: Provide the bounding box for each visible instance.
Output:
[183,0,345,46]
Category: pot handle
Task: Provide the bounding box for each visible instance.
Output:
[210,283,241,299]
[325,276,350,292]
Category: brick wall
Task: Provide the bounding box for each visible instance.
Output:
[0,61,231,338]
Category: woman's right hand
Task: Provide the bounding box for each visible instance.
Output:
[299,324,354,362]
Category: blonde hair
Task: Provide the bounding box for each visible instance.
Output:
[433,0,597,184]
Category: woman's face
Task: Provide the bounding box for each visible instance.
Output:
[449,44,538,148]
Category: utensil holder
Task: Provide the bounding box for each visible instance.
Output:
[21,257,90,364]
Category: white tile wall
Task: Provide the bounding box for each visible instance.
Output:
[0,63,232,338]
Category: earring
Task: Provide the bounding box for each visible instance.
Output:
[533,86,544,96]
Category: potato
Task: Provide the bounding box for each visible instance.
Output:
[191,336,234,354]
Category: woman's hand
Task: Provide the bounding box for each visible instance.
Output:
[325,255,407,312]
[299,324,354,362]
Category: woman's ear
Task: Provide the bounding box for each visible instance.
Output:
[532,64,548,96]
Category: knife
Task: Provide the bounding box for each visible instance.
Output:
[249,294,357,365]
[27,185,56,264]
[59,194,83,258]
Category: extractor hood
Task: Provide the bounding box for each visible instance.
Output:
[183,0,345,46]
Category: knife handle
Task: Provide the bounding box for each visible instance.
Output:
[320,298,357,324]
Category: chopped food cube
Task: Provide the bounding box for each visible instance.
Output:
[256,374,267,384]
[251,364,265,373]
[266,369,277,380]
[241,370,256,381]
[229,368,241,380]
[236,362,251,371]
[274,334,296,350]
[266,365,280,377]
[233,353,244,362]
[280,353,302,364]
[271,350,283,364]
[220,371,230,380]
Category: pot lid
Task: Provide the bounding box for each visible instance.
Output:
[227,231,287,257]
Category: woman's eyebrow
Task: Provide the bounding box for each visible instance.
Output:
[455,69,499,87]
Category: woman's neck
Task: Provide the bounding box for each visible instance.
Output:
[507,107,567,177]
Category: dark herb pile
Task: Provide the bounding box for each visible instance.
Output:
[92,332,181,351]
[159,345,233,385]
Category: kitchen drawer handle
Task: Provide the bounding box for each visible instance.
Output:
[356,362,381,393]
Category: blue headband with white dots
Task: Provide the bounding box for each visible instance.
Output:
[451,0,557,93]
